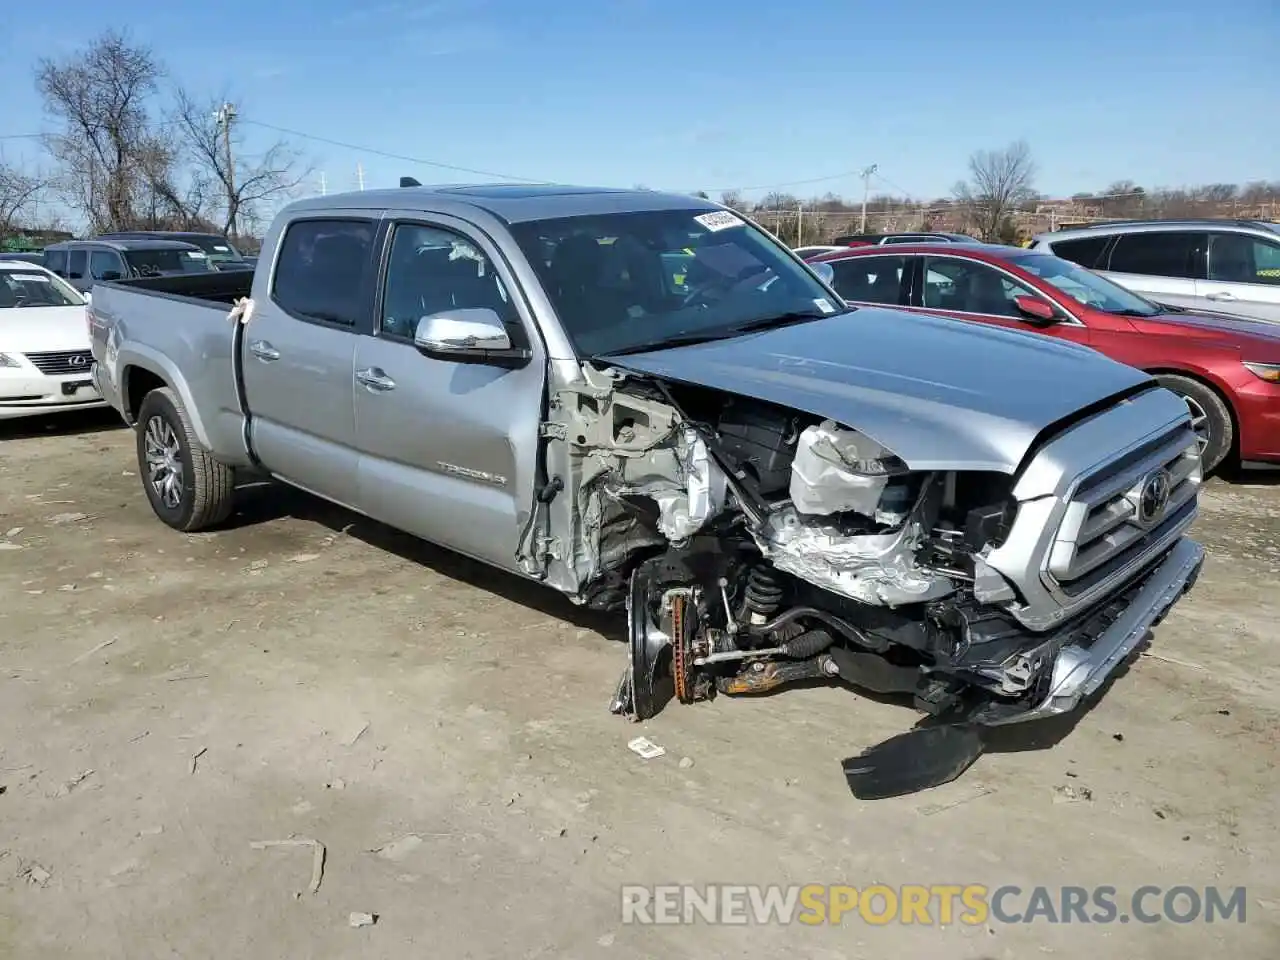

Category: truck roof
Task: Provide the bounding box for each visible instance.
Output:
[283,183,720,224]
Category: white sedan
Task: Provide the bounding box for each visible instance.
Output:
[0,262,107,420]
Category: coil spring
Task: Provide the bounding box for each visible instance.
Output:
[742,566,784,618]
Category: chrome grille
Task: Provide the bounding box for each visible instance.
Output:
[23,350,94,376]
[1048,423,1201,595]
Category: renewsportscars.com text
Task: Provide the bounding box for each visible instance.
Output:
[620,884,1248,926]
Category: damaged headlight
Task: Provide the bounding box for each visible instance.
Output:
[790,420,908,517]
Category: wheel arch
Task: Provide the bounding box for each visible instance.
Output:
[117,347,212,450]
[1143,365,1239,461]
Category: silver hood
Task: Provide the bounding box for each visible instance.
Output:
[606,307,1154,473]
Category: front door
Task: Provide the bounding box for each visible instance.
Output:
[352,216,546,573]
[1196,231,1280,324]
[912,255,1093,348]
[240,215,381,508]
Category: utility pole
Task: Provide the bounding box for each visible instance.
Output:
[356,162,365,191]
[319,171,327,196]
[859,163,878,233]
[796,202,804,246]
[215,102,239,238]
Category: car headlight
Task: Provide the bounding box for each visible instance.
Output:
[0,352,23,369]
[1242,361,1280,384]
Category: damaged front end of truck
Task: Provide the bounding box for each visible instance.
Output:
[526,349,1205,799]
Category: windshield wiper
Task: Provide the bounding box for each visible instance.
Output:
[1106,308,1159,317]
[602,310,836,358]
[725,309,835,334]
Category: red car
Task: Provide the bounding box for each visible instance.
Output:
[808,243,1280,472]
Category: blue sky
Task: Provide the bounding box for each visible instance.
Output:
[2,0,1277,213]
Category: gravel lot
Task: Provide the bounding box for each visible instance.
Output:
[2,410,1278,959]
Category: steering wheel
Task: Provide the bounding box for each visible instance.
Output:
[680,264,771,310]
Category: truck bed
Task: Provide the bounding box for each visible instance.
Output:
[90,271,255,466]
[104,270,255,305]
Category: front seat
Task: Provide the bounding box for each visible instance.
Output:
[967,269,1014,316]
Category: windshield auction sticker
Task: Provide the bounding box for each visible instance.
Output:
[694,211,744,232]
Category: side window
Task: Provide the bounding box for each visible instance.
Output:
[922,258,1034,318]
[271,218,375,327]
[1207,233,1280,286]
[1047,235,1109,269]
[44,250,69,276]
[1106,232,1198,279]
[829,256,908,305]
[67,249,87,280]
[379,223,519,340]
[90,250,125,280]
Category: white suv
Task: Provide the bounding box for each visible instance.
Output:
[1031,219,1280,324]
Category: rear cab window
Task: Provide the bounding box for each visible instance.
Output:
[123,247,215,277]
[270,218,378,328]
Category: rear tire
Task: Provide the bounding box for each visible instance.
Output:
[135,387,235,531]
[1153,373,1233,473]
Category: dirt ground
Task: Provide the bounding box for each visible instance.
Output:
[1,410,1278,960]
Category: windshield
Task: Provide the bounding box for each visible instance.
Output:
[123,248,215,277]
[508,208,843,356]
[0,268,84,308]
[1006,252,1159,316]
[183,235,243,261]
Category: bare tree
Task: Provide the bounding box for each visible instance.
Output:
[0,159,47,237]
[35,31,171,232]
[952,140,1037,241]
[170,90,310,239]
[718,189,745,211]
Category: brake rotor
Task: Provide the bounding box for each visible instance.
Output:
[670,591,695,705]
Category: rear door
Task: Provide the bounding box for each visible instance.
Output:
[1196,230,1280,323]
[240,214,381,508]
[351,214,546,573]
[1099,230,1203,310]
[908,254,1092,347]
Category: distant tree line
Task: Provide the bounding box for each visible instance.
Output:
[692,141,1280,246]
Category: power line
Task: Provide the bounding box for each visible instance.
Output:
[239,119,548,183]
[703,167,875,195]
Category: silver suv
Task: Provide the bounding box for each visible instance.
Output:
[1031,219,1280,324]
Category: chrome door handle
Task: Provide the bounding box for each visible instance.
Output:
[248,339,280,361]
[1206,291,1236,302]
[356,367,396,391]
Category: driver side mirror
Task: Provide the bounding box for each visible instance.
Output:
[810,261,835,286]
[414,308,531,368]
[1013,294,1058,325]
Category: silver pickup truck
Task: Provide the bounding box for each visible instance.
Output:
[90,184,1205,797]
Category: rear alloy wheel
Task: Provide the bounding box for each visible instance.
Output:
[144,415,185,510]
[1153,374,1233,474]
[134,387,236,531]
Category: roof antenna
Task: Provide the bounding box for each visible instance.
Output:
[400,176,421,188]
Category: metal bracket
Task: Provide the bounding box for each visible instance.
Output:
[539,421,567,441]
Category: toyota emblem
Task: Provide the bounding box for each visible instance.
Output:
[1137,468,1172,527]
